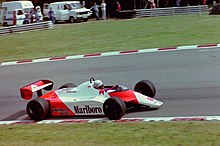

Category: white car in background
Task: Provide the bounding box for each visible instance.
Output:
[43,1,92,23]
[1,1,34,26]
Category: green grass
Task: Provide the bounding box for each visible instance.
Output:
[1,14,220,62]
[1,122,220,146]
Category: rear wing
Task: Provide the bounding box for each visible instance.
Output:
[20,80,54,100]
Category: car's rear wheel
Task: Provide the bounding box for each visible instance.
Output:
[59,83,76,89]
[3,22,8,27]
[26,98,50,121]
[134,80,156,98]
[103,97,126,120]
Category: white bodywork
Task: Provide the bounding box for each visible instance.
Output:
[56,81,109,115]
[43,1,92,22]
[54,81,163,116]
[21,79,163,120]
[1,1,34,26]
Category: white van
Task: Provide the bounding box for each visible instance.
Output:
[43,1,92,23]
[1,1,34,26]
[0,6,6,24]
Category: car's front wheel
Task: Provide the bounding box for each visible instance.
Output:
[103,97,126,120]
[83,18,89,22]
[26,98,50,121]
[134,80,156,98]
[69,17,75,23]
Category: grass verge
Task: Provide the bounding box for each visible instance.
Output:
[1,122,220,146]
[1,14,220,62]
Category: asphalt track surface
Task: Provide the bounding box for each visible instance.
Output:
[1,47,220,121]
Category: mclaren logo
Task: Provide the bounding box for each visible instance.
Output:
[74,105,102,114]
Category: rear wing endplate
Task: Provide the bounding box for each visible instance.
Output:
[20,80,54,100]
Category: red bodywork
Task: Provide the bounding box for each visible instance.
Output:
[108,90,139,104]
[20,80,53,100]
[20,80,75,116]
[40,91,75,116]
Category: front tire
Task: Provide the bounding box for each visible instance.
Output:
[134,80,156,98]
[103,97,126,120]
[83,18,89,22]
[69,17,75,23]
[26,98,50,121]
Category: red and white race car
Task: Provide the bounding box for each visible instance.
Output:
[20,78,163,121]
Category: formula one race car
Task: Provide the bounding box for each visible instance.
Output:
[20,78,163,121]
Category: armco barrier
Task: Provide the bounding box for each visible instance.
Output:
[120,5,208,18]
[0,21,53,35]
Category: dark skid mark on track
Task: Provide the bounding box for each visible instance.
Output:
[1,110,26,121]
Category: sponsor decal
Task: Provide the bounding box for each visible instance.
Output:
[74,105,102,114]
[66,91,76,93]
[99,89,105,95]
[52,108,70,115]
[31,84,38,90]
[147,97,155,101]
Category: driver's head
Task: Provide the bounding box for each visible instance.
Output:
[93,80,104,89]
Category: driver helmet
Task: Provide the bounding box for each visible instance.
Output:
[93,80,104,89]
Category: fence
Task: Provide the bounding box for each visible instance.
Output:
[119,5,209,18]
[136,5,208,17]
[0,21,53,35]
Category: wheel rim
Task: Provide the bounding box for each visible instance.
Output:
[70,18,74,23]
[104,99,122,120]
[27,101,43,120]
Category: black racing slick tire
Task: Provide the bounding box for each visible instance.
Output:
[26,98,50,121]
[134,80,156,98]
[103,97,126,120]
[59,83,77,89]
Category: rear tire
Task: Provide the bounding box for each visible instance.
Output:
[134,80,156,98]
[103,97,126,120]
[23,20,29,24]
[3,22,8,27]
[26,98,50,121]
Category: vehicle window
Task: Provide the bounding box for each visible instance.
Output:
[17,10,23,15]
[70,3,82,9]
[23,8,32,13]
[44,5,49,9]
[61,4,64,10]
[64,4,68,10]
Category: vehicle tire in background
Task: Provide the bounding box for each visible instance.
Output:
[69,17,75,23]
[103,97,126,120]
[59,83,77,89]
[83,18,88,22]
[134,80,156,98]
[3,22,8,27]
[26,98,50,121]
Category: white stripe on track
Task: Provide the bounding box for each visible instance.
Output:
[1,116,220,125]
